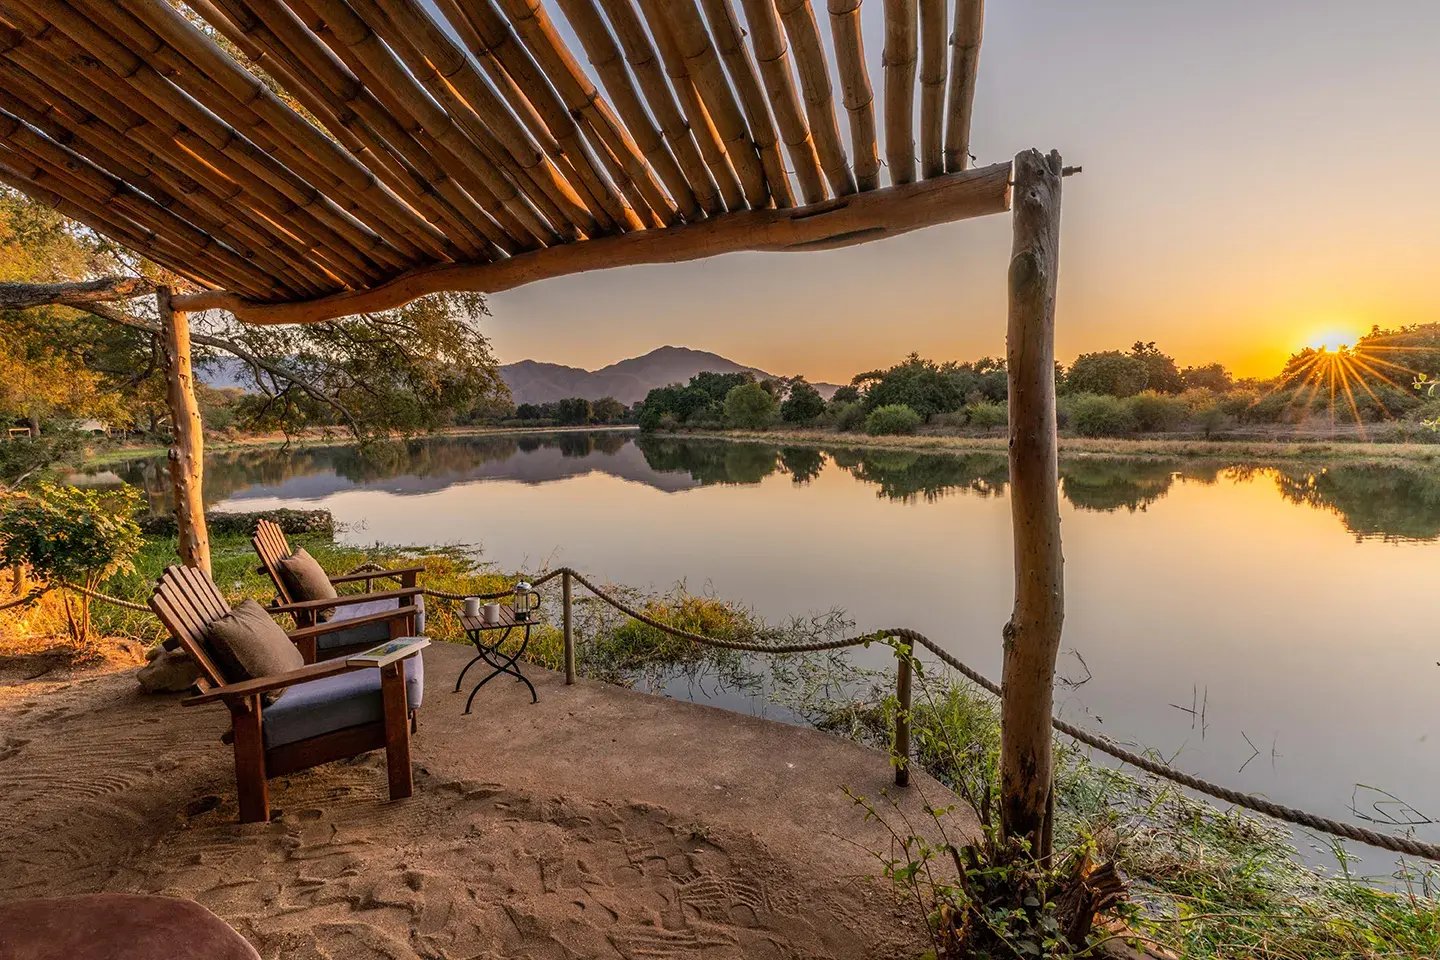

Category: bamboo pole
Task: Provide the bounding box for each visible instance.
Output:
[917,0,946,177]
[0,85,331,296]
[0,51,372,289]
[775,0,857,196]
[563,570,576,684]
[894,642,912,787]
[189,0,498,259]
[1001,148,1064,857]
[108,0,454,262]
[5,3,402,284]
[175,161,1013,323]
[435,0,634,233]
[698,0,795,207]
[595,0,725,215]
[646,0,771,208]
[555,0,701,219]
[737,0,826,203]
[944,0,983,172]
[881,0,917,184]
[158,287,212,576]
[493,0,674,227]
[828,0,880,190]
[232,0,529,252]
[622,0,746,211]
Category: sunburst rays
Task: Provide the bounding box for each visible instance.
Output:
[1254,337,1427,433]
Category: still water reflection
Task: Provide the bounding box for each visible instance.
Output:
[95,432,1440,868]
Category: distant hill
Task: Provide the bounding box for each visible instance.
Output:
[500,346,841,406]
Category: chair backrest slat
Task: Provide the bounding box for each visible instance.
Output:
[149,565,232,690]
[252,519,294,604]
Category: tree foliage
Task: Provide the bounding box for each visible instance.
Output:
[723,382,778,429]
[780,379,826,423]
[0,482,142,647]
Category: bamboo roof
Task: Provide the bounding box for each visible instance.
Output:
[0,0,1008,324]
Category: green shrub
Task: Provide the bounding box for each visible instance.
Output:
[780,379,826,423]
[1126,390,1188,432]
[824,400,867,432]
[0,482,143,647]
[723,382,779,429]
[1067,393,1137,437]
[864,404,922,435]
[964,400,1008,432]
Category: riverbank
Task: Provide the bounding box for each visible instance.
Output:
[5,525,1438,958]
[684,426,1440,469]
[80,423,640,468]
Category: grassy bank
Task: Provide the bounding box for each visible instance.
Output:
[686,426,1440,469]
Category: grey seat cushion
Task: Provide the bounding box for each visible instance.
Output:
[317,595,426,652]
[262,652,424,749]
[205,599,304,702]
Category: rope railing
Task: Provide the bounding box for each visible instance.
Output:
[464,566,1440,863]
[35,562,1440,862]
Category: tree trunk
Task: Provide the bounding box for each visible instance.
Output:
[158,287,211,574]
[1001,148,1065,857]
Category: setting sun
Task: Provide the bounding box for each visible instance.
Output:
[1306,329,1358,353]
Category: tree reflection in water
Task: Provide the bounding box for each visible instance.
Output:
[85,433,1440,543]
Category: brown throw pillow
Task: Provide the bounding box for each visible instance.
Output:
[205,599,304,703]
[277,547,338,621]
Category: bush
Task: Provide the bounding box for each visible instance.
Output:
[824,400,866,432]
[965,400,1008,432]
[0,482,143,647]
[864,404,922,435]
[1067,393,1137,437]
[1126,390,1188,432]
[722,382,778,429]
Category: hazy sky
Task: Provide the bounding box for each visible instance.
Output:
[480,1,1440,382]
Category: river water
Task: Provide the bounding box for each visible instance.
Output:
[95,431,1440,876]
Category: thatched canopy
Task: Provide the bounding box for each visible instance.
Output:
[0,0,1005,323]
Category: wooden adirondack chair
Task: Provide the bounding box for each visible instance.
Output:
[148,565,424,823]
[253,519,424,624]
[252,519,427,658]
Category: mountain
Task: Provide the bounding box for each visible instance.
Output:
[500,346,841,406]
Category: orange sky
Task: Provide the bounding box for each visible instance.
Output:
[481,1,1440,383]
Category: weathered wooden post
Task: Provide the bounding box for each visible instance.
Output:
[894,641,913,787]
[562,570,575,684]
[1001,149,1064,857]
[157,286,211,575]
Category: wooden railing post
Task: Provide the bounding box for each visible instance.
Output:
[894,642,912,787]
[158,286,211,575]
[1001,149,1065,858]
[562,570,575,684]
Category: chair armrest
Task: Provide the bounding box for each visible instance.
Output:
[182,660,361,706]
[328,564,425,586]
[270,586,422,616]
[286,606,418,642]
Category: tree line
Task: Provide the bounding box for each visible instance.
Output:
[637,330,1440,439]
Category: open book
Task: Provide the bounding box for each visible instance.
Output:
[347,636,429,668]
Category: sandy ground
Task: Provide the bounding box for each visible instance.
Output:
[0,642,975,959]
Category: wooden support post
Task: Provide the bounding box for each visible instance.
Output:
[894,643,912,787]
[562,570,575,685]
[158,287,211,575]
[1001,149,1065,857]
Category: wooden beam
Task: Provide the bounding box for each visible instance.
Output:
[158,287,212,576]
[1000,148,1064,858]
[0,277,154,311]
[882,0,917,184]
[174,161,1013,324]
